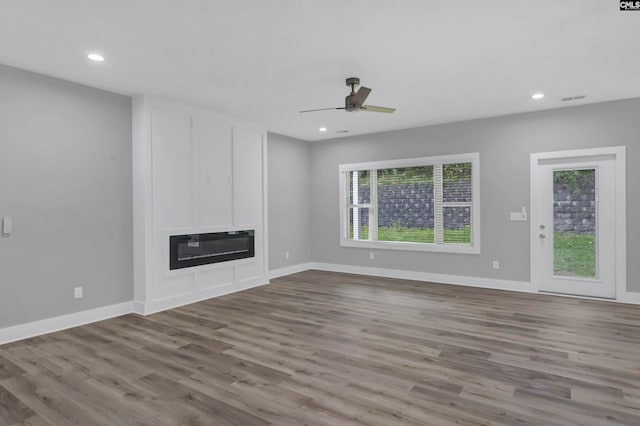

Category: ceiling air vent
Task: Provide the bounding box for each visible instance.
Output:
[561,95,587,102]
[336,130,350,134]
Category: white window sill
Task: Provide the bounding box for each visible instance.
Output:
[340,239,481,254]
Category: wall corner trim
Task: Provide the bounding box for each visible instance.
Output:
[0,301,135,346]
[133,301,147,315]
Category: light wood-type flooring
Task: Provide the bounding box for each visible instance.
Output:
[2,270,640,425]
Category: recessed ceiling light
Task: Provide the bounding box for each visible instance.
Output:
[319,127,327,132]
[531,93,544,100]
[88,53,105,62]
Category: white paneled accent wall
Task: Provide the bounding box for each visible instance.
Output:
[133,95,268,314]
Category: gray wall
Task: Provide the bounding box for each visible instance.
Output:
[268,133,311,270]
[309,98,640,292]
[0,65,133,328]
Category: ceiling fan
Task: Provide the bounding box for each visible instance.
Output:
[300,77,396,114]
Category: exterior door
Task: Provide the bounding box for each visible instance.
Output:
[531,154,617,299]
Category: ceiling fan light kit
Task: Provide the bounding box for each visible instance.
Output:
[300,77,396,114]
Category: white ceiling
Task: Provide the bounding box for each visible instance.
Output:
[1,1,639,141]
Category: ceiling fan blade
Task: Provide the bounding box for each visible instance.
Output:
[299,107,345,113]
[350,86,372,106]
[361,105,396,113]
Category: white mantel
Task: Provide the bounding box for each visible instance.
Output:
[132,95,268,314]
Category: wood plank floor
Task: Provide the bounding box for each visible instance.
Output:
[2,270,640,425]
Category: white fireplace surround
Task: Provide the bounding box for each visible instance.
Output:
[132,95,269,315]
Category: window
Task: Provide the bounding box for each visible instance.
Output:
[339,153,480,253]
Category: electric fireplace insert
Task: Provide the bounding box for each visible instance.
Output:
[170,230,255,270]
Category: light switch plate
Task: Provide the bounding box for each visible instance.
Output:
[510,207,528,221]
[2,217,12,234]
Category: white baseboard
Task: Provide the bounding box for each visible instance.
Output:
[5,266,637,346]
[287,262,638,305]
[268,262,314,279]
[132,301,146,315]
[310,262,536,293]
[136,277,270,315]
[1,277,271,345]
[0,301,134,346]
[619,291,640,305]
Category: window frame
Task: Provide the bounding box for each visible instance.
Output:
[338,152,481,254]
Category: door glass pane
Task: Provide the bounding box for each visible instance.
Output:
[553,169,596,278]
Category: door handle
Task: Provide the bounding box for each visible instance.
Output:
[539,234,546,239]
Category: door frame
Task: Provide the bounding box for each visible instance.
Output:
[530,146,627,300]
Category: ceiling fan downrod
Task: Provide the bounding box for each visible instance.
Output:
[346,77,360,95]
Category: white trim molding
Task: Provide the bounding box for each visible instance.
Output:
[274,262,640,306]
[0,302,134,346]
[1,278,272,345]
[135,278,270,316]
[0,279,272,345]
[3,263,639,346]
[619,291,640,305]
[269,262,314,279]
[310,262,535,293]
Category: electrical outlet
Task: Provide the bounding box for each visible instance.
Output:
[285,251,290,260]
[492,261,500,270]
[74,287,83,299]
[369,252,375,260]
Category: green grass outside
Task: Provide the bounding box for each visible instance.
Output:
[349,228,594,277]
[350,225,471,244]
[554,232,596,277]
[379,226,434,243]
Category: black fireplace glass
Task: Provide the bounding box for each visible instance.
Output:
[170,230,255,270]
